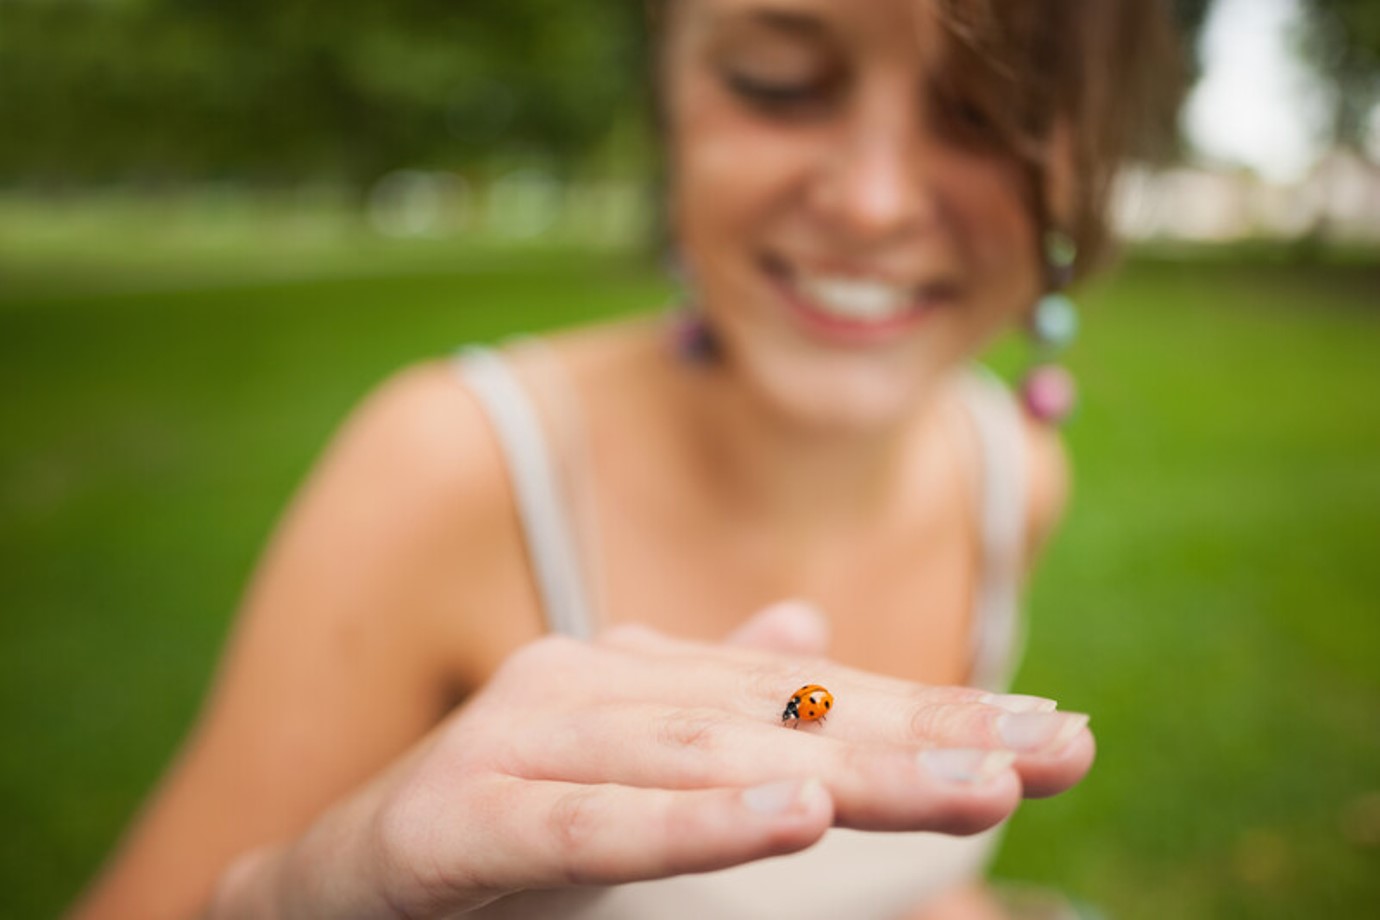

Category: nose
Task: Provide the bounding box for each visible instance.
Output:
[809,102,937,244]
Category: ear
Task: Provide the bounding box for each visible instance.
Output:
[1043,120,1078,232]
[724,600,831,656]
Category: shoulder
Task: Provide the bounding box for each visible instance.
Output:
[949,368,1070,567]
[323,358,504,500]
[65,363,533,917]
[265,357,537,685]
[299,359,514,548]
[1019,410,1071,565]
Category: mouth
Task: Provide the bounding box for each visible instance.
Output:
[762,254,958,345]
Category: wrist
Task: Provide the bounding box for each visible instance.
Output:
[204,803,398,920]
[204,843,290,920]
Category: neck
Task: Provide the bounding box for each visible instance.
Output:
[664,349,944,544]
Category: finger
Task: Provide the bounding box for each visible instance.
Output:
[573,641,991,746]
[724,599,831,655]
[597,621,683,653]
[1013,722,1097,798]
[598,627,985,719]
[595,645,1074,757]
[583,629,1091,798]
[482,776,833,890]
[852,696,1094,798]
[507,703,1021,834]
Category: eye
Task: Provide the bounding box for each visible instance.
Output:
[952,96,993,131]
[928,84,1003,149]
[723,69,841,117]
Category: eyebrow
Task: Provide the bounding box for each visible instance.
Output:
[720,6,832,40]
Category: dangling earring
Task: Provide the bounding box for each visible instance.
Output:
[1020,229,1079,424]
[671,306,720,363]
[665,253,720,364]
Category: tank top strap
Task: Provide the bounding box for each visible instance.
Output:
[452,345,597,640]
[453,347,1027,685]
[954,366,1029,691]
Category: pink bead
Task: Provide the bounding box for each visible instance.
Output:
[1021,364,1077,423]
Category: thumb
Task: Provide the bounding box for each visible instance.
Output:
[725,600,831,656]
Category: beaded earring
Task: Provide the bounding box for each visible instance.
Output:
[1020,229,1080,424]
[671,305,720,363]
[665,252,720,364]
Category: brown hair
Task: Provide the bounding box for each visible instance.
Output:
[649,0,1185,284]
[928,0,1184,281]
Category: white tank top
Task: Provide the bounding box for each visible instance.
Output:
[454,342,1030,920]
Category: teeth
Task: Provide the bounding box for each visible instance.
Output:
[798,275,913,322]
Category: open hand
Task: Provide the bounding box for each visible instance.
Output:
[221,602,1093,918]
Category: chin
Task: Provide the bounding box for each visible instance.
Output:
[735,345,942,435]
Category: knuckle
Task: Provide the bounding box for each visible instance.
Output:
[371,786,464,914]
[491,635,588,691]
[548,788,607,882]
[373,783,431,869]
[837,739,880,780]
[906,696,946,740]
[742,658,821,712]
[599,622,664,648]
[907,699,994,744]
[652,797,708,876]
[655,709,730,756]
[742,661,788,703]
[518,634,585,668]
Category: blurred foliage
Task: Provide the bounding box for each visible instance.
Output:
[10,0,1378,187]
[1299,0,1380,151]
[6,0,1376,186]
[1173,0,1215,71]
[0,0,651,186]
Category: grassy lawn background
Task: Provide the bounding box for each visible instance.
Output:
[2,212,1377,918]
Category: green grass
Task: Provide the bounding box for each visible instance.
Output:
[2,223,1378,918]
[999,257,1380,919]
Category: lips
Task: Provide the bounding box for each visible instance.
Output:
[762,254,956,345]
[797,274,913,322]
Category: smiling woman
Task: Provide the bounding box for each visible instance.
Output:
[655,0,1177,433]
[68,3,1180,920]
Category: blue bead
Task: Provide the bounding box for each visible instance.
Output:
[1032,293,1079,348]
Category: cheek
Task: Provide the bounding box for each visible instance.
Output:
[941,164,1042,320]
[670,81,811,259]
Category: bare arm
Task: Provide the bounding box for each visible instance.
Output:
[70,367,1094,920]
[198,619,1092,919]
[68,363,511,920]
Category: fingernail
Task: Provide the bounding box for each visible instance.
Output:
[919,748,1016,784]
[980,692,1058,714]
[997,711,1089,754]
[742,779,804,815]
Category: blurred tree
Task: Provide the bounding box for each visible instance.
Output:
[1173,0,1215,72]
[1298,0,1380,154]
[2,0,1371,187]
[0,0,651,186]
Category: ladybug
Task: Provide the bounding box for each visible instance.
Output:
[782,684,833,727]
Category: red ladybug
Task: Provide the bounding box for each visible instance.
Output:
[782,684,833,726]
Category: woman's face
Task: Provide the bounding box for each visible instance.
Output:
[664,0,1044,430]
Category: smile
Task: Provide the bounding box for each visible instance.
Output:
[798,275,914,322]
[763,255,956,344]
